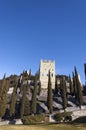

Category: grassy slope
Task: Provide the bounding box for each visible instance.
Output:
[0,124,86,130]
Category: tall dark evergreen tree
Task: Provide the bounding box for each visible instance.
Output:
[20,70,30,94]
[54,77,59,95]
[24,79,30,116]
[84,63,86,86]
[20,84,27,118]
[31,74,38,114]
[38,81,41,96]
[0,74,9,119]
[84,63,86,80]
[74,67,83,108]
[72,72,77,99]
[69,75,74,95]
[47,71,53,114]
[10,82,17,118]
[20,77,30,118]
[24,95,30,116]
[29,69,31,77]
[60,77,67,110]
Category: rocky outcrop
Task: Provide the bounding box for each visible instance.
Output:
[71,106,86,120]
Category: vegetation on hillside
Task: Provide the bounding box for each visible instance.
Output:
[0,75,9,119]
[47,71,53,114]
[0,64,85,122]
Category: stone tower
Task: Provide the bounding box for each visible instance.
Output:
[39,60,55,89]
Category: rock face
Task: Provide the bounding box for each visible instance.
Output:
[49,115,55,122]
[15,119,23,124]
[72,107,86,120]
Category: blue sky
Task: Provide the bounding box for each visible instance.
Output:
[0,0,86,84]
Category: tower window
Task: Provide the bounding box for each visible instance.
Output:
[42,73,44,76]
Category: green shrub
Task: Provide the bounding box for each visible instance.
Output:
[55,112,72,122]
[55,113,63,121]
[22,114,45,124]
[61,111,72,117]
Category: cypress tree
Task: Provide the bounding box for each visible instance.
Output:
[20,84,27,118]
[20,70,31,118]
[77,81,83,108]
[72,72,77,100]
[31,74,38,114]
[84,63,86,80]
[69,75,74,95]
[38,81,41,96]
[24,96,30,116]
[10,82,17,118]
[47,71,53,114]
[60,77,67,110]
[54,77,59,95]
[20,71,28,93]
[0,74,9,119]
[24,80,30,116]
[20,71,26,118]
[74,67,83,108]
[20,74,24,94]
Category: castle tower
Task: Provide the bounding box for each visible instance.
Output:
[39,60,55,89]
